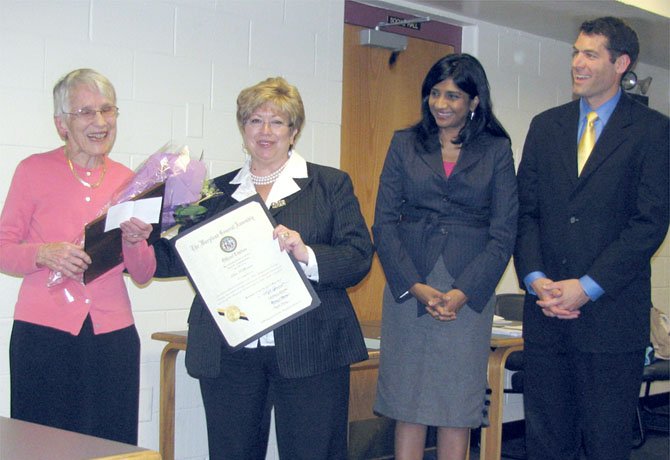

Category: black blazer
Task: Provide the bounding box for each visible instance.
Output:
[154,162,373,379]
[373,129,518,313]
[515,93,670,352]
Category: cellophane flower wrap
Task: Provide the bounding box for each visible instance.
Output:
[111,143,209,232]
[47,143,211,287]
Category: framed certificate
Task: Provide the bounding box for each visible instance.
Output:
[171,194,321,350]
[83,182,165,284]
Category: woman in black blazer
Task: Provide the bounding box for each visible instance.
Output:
[372,54,518,460]
[154,77,373,459]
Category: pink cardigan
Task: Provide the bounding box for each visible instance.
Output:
[0,147,156,335]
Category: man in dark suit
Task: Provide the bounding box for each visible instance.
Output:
[515,16,669,460]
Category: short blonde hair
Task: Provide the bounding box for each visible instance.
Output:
[236,77,305,142]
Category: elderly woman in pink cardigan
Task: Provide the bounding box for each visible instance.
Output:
[0,68,155,444]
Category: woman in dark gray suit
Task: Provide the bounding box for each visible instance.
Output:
[372,54,518,460]
[154,77,372,459]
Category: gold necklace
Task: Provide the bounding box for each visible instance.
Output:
[67,157,107,188]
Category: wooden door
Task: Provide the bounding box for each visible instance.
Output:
[341,24,454,321]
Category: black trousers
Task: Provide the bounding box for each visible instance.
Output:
[199,345,351,460]
[10,317,140,444]
[523,343,644,460]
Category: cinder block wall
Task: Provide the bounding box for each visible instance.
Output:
[1,1,667,458]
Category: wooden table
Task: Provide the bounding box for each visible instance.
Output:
[152,322,522,460]
[151,330,187,460]
[149,329,385,460]
[481,336,524,460]
[0,416,161,459]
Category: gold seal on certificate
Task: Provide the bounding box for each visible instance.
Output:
[217,306,248,322]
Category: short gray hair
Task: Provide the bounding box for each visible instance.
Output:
[53,68,116,116]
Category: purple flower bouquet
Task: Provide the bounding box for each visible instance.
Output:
[47,143,214,287]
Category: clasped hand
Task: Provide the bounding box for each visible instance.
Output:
[410,283,467,321]
[531,277,588,320]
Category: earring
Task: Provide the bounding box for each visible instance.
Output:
[470,111,475,121]
[242,144,249,155]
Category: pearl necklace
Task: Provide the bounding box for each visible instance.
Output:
[67,157,107,188]
[250,161,288,186]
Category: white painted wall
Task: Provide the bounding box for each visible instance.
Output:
[0,0,667,458]
[0,1,344,458]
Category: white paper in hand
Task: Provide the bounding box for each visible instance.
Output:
[104,197,162,232]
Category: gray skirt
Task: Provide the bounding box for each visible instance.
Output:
[374,258,494,427]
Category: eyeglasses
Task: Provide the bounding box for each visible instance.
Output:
[63,105,119,121]
[245,117,292,132]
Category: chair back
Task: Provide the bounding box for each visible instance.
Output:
[495,293,524,321]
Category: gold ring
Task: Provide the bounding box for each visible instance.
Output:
[282,232,290,239]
